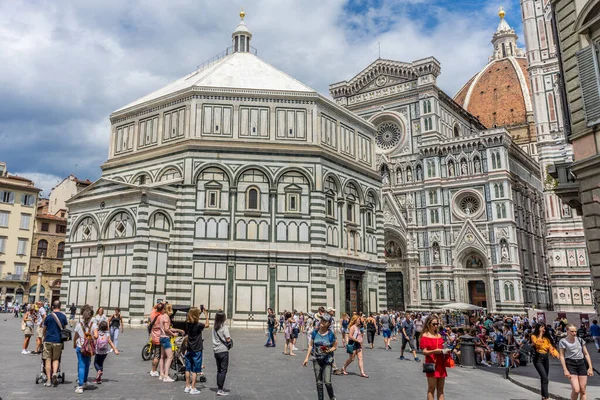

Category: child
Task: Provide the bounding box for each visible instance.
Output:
[94,321,119,383]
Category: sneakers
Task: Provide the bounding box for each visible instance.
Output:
[162,377,175,383]
[21,349,30,355]
[158,375,164,380]
[414,357,421,362]
[398,356,405,360]
[52,373,58,387]
[184,387,191,393]
[189,389,201,395]
[43,381,52,387]
[75,386,84,394]
[150,371,159,377]
[217,390,229,396]
[293,346,298,351]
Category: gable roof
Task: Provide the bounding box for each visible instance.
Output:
[115,52,315,113]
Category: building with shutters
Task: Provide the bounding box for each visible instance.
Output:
[547,0,600,312]
[0,162,40,307]
[28,176,91,305]
[330,55,550,313]
[519,0,595,312]
[60,12,386,325]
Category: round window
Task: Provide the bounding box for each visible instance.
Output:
[459,195,481,216]
[376,122,402,151]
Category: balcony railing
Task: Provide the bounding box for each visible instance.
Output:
[1,273,29,282]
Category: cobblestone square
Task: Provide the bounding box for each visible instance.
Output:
[0,317,549,400]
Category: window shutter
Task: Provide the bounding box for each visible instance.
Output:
[576,45,600,127]
[8,192,14,204]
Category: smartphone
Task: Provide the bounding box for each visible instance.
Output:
[200,304,205,311]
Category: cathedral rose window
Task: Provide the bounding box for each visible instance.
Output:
[376,122,402,151]
[459,195,480,215]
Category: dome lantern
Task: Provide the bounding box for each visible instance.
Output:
[490,7,522,61]
[232,9,252,53]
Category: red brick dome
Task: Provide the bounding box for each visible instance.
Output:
[454,57,533,130]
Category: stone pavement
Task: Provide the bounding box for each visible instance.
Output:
[480,342,600,400]
[0,316,555,400]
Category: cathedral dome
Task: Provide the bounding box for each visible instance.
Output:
[454,8,535,144]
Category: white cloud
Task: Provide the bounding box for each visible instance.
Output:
[13,172,64,197]
[0,0,519,181]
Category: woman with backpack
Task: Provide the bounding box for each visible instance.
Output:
[559,324,594,400]
[73,305,97,394]
[532,323,559,400]
[212,311,232,397]
[108,308,124,351]
[303,313,337,400]
[93,320,119,384]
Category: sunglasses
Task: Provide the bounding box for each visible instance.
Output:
[432,323,439,326]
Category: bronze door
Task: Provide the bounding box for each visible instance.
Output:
[386,272,405,311]
[345,271,363,314]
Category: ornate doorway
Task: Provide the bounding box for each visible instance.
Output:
[468,281,487,308]
[386,272,405,311]
[345,271,363,314]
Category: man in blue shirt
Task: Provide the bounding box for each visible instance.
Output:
[42,301,68,387]
[590,320,600,353]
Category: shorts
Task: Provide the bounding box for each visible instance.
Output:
[23,327,33,337]
[402,336,416,351]
[291,328,299,339]
[185,350,203,373]
[37,326,44,338]
[43,342,63,361]
[151,342,161,359]
[382,329,391,338]
[350,340,362,351]
[565,358,588,376]
[159,337,172,350]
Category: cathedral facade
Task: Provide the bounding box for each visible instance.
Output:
[330,57,550,313]
[60,15,386,324]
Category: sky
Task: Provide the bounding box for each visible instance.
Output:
[0,0,523,196]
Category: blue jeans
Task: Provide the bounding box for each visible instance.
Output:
[110,326,120,349]
[76,347,91,386]
[266,326,275,346]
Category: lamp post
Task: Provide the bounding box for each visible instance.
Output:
[35,255,43,303]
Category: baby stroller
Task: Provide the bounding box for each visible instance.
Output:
[169,335,207,383]
[169,336,187,381]
[35,352,65,385]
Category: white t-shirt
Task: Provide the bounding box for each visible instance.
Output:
[94,314,108,326]
[75,321,97,348]
[36,307,46,326]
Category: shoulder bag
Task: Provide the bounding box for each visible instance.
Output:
[51,312,72,342]
[147,315,159,334]
[578,338,590,370]
[214,329,233,350]
[423,362,436,373]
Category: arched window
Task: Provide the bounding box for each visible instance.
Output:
[159,168,182,182]
[345,183,359,223]
[366,192,376,228]
[547,93,557,122]
[57,242,65,259]
[453,125,460,137]
[424,99,432,114]
[37,240,48,257]
[504,283,515,301]
[435,282,444,300]
[494,184,500,198]
[492,152,502,169]
[429,191,438,204]
[150,212,171,231]
[498,183,504,197]
[496,203,507,219]
[247,188,259,210]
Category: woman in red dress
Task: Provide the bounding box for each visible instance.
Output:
[420,314,450,400]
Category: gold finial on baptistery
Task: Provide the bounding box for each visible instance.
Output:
[498,6,505,19]
[240,8,245,20]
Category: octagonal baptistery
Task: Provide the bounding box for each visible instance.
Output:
[60,13,386,325]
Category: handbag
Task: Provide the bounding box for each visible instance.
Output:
[21,320,26,331]
[423,363,436,373]
[214,329,233,350]
[445,356,455,368]
[346,342,355,354]
[51,313,72,342]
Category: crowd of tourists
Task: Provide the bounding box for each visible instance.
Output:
[21,300,599,399]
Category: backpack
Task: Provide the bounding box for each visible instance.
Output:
[495,332,506,347]
[96,331,109,354]
[80,322,96,357]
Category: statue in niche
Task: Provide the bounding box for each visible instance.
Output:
[416,166,422,181]
[406,168,413,182]
[448,162,455,177]
[501,242,509,261]
[474,158,481,173]
[397,170,403,184]
[382,170,390,186]
[461,160,468,175]
[433,247,440,262]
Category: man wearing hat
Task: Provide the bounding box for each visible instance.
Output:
[326,307,336,333]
